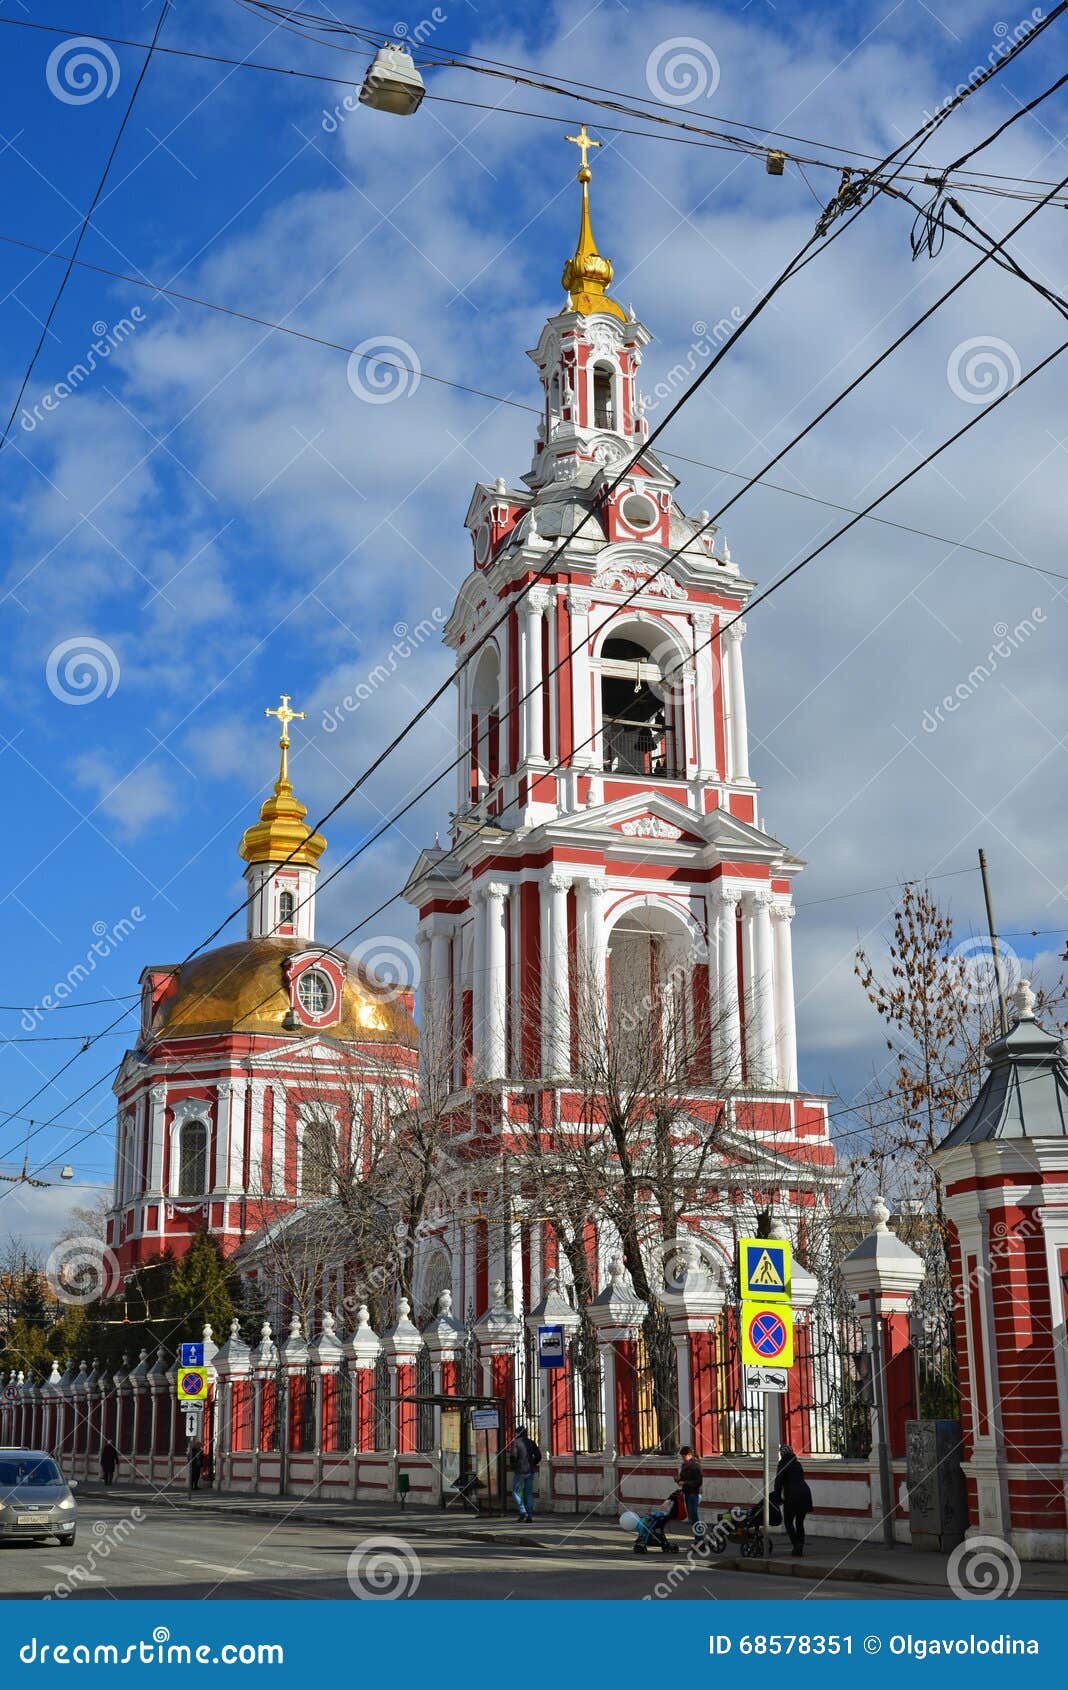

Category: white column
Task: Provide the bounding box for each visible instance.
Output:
[147,1084,167,1195]
[724,620,750,781]
[568,590,595,766]
[213,1082,234,1193]
[483,881,509,1079]
[471,891,488,1076]
[542,872,572,1077]
[248,1081,266,1196]
[521,590,548,764]
[577,876,608,1012]
[747,891,777,1089]
[228,1079,248,1194]
[416,922,434,1100]
[692,612,718,777]
[712,890,741,1082]
[270,1084,287,1194]
[429,923,452,1065]
[772,903,798,1092]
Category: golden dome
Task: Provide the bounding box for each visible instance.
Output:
[561,124,626,323]
[239,778,326,871]
[239,692,326,870]
[147,939,417,1043]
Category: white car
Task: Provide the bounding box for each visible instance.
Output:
[0,1449,78,1547]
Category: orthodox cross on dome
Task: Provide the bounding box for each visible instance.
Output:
[566,122,601,181]
[561,125,625,322]
[265,693,306,788]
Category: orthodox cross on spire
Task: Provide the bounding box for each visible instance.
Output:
[566,122,601,180]
[265,692,305,788]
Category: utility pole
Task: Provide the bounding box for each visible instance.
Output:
[978,848,1009,1037]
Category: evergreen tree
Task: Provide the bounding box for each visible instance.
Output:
[161,1231,239,1345]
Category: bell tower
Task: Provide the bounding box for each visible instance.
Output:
[405,131,829,1248]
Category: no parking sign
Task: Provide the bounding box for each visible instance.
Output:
[741,1303,794,1368]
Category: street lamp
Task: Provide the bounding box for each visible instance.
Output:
[359,42,426,115]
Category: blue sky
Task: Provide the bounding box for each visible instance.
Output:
[2,0,1067,1243]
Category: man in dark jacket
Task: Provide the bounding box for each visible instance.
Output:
[509,1426,541,1522]
[770,1444,813,1555]
[100,1441,119,1486]
[676,1446,704,1539]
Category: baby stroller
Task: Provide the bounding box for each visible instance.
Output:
[621,1493,681,1555]
[720,1499,781,1557]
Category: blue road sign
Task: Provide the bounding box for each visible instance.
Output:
[538,1324,565,1368]
[180,1342,204,1367]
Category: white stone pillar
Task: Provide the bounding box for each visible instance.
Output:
[568,590,595,766]
[748,891,777,1089]
[269,1084,287,1195]
[471,891,488,1076]
[724,620,750,782]
[248,1080,266,1195]
[521,590,549,764]
[483,881,509,1080]
[147,1083,167,1195]
[577,876,608,1004]
[712,890,742,1082]
[542,872,572,1077]
[416,922,434,1100]
[213,1082,234,1193]
[772,902,798,1092]
[692,612,718,777]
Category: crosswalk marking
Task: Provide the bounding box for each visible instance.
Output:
[175,1558,255,1578]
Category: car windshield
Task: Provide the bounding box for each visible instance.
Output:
[0,1457,63,1487]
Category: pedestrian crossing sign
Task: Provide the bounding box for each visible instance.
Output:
[738,1237,791,1302]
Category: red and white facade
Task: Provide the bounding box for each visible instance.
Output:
[107,742,417,1282]
[404,198,835,1314]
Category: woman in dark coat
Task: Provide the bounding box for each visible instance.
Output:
[770,1444,813,1555]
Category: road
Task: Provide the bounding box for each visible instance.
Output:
[0,1497,971,1601]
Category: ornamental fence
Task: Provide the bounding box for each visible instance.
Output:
[0,1286,956,1482]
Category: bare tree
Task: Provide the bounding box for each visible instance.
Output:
[852,882,1068,1237]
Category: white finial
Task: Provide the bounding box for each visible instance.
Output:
[230,1318,241,1340]
[1011,977,1036,1021]
[871,1195,891,1233]
[490,1278,505,1307]
[397,1296,412,1322]
[356,1304,370,1330]
[437,1289,453,1314]
[289,1315,302,1339]
[260,1320,272,1342]
[609,1255,625,1283]
[495,476,506,494]
[528,507,539,539]
[202,1323,213,1341]
[322,1311,336,1337]
[698,510,710,527]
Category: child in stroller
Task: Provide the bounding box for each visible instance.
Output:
[714,1499,782,1557]
[620,1492,682,1554]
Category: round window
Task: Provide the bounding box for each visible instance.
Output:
[620,492,658,531]
[298,969,333,1016]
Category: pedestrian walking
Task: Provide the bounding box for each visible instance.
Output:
[508,1424,541,1522]
[100,1441,119,1487]
[676,1445,705,1540]
[189,1440,204,1493]
[770,1444,813,1556]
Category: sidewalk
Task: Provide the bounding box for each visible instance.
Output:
[76,1480,1067,1595]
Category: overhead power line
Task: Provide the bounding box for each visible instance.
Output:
[3,13,1067,206]
[1,23,1058,1168]
[0,2,171,456]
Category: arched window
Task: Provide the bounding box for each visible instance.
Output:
[177,1120,208,1198]
[600,634,682,777]
[470,645,501,798]
[301,1112,334,1198]
[278,888,295,925]
[593,363,615,429]
[606,906,696,1078]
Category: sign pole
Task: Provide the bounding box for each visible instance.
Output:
[762,1392,772,1558]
